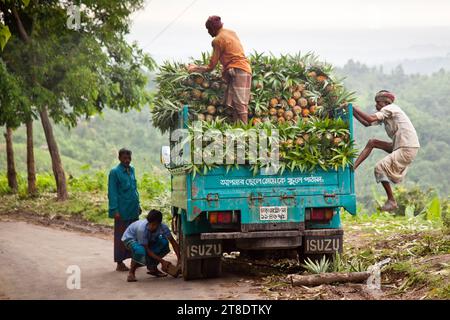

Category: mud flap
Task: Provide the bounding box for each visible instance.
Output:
[303,229,343,254]
[184,235,223,260]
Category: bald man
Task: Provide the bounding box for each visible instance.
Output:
[352,90,420,212]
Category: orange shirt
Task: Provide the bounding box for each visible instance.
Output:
[207,28,252,75]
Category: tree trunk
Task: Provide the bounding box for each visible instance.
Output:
[4,127,18,193]
[290,272,371,287]
[26,120,37,196]
[39,108,68,201]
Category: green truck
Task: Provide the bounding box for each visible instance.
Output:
[161,105,356,280]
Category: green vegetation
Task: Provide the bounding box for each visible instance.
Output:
[0,108,167,177]
[0,171,170,226]
[152,52,355,133]
[338,62,450,206]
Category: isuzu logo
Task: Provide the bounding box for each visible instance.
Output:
[305,236,342,253]
[188,243,222,258]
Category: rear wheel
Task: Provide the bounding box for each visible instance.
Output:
[177,213,222,280]
[178,215,202,280]
[202,257,222,278]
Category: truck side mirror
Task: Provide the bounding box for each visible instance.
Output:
[160,146,171,168]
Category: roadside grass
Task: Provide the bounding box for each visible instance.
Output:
[341,211,450,299]
[0,172,171,226]
[257,210,449,300]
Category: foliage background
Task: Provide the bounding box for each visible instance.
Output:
[1,60,449,211]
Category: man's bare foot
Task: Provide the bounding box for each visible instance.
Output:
[127,273,137,282]
[380,200,398,212]
[116,262,130,272]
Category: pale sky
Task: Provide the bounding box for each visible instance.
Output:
[127,0,450,66]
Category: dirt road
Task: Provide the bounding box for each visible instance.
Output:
[0,221,260,300]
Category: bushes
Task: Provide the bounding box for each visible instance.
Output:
[0,170,168,198]
[393,185,435,216]
[68,172,107,192]
[0,170,170,225]
[139,172,168,198]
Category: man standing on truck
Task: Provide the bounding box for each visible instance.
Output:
[108,148,141,272]
[352,90,420,211]
[187,15,252,123]
[122,210,180,282]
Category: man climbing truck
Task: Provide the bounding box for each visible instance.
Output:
[161,105,356,280]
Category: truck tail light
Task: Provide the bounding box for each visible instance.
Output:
[309,208,334,222]
[209,211,236,224]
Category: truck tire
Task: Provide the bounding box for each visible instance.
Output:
[202,257,222,278]
[178,215,202,280]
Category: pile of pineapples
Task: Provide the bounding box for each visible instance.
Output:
[152,52,358,173]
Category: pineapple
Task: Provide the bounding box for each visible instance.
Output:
[298,98,308,108]
[284,110,294,121]
[292,91,302,100]
[293,105,302,115]
[252,117,262,125]
[206,105,216,115]
[333,137,343,146]
[194,75,204,85]
[288,98,296,107]
[191,89,202,99]
[295,137,305,146]
[270,98,279,107]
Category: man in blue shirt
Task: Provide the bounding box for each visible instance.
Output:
[122,210,180,282]
[108,148,141,272]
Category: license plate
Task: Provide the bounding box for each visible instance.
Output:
[304,235,343,254]
[259,206,288,221]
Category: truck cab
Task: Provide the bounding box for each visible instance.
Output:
[162,105,356,280]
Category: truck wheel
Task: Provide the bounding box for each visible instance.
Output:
[202,257,222,278]
[178,215,202,280]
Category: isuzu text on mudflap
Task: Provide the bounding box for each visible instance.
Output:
[160,105,356,280]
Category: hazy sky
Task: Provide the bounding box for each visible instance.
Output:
[127,0,450,66]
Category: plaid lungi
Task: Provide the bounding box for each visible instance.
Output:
[123,239,147,266]
[223,68,252,123]
[114,218,138,262]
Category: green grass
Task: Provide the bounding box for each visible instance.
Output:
[0,171,171,225]
[341,208,450,299]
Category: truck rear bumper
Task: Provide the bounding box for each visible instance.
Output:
[201,230,302,250]
[200,228,343,251]
[200,230,301,240]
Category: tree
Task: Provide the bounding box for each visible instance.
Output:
[1,0,154,200]
[0,58,30,193]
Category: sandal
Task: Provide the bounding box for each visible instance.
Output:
[116,263,130,272]
[147,270,168,277]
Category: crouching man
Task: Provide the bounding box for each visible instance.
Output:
[352,90,420,211]
[121,210,180,282]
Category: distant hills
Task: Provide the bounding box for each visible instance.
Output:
[382,53,450,75]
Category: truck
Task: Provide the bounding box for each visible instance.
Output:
[160,104,357,280]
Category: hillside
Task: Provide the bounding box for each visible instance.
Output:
[338,61,450,204]
[0,108,168,177]
[1,60,449,206]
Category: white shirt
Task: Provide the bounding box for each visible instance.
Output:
[373,103,420,150]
